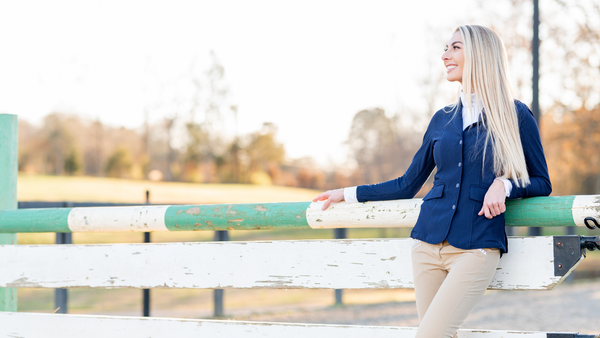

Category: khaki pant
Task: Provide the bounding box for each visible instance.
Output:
[411,239,500,338]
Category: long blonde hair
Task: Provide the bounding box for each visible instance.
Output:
[458,25,530,187]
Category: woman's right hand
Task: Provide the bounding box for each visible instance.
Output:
[312,189,345,210]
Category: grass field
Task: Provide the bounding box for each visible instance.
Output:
[17,174,321,204]
[12,174,600,318]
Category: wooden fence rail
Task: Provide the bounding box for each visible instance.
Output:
[2,312,596,338]
[0,236,583,291]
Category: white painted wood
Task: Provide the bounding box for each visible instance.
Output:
[307,200,422,229]
[67,206,169,232]
[0,312,553,338]
[493,237,581,290]
[572,195,600,227]
[0,237,572,290]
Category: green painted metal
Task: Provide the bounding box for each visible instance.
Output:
[0,196,589,233]
[0,208,72,233]
[0,114,17,311]
[505,195,576,227]
[164,202,312,231]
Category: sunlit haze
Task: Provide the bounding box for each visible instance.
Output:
[1,0,480,167]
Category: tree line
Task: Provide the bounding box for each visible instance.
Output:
[17,106,425,192]
[16,0,600,196]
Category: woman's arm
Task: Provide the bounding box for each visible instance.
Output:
[313,112,440,210]
[507,102,552,199]
[355,114,438,202]
[469,102,551,219]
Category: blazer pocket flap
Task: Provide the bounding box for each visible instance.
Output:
[423,184,444,201]
[469,185,488,202]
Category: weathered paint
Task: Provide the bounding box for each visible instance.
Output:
[572,195,600,227]
[0,195,598,233]
[68,206,169,232]
[0,237,575,290]
[0,312,565,337]
[307,199,422,228]
[505,195,576,227]
[164,202,311,231]
[0,114,17,312]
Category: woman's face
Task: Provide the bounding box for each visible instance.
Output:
[442,30,464,84]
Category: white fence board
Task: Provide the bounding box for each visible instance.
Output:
[0,237,575,290]
[0,312,554,338]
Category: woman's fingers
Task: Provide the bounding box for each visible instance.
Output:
[314,189,344,210]
[312,191,334,202]
[312,193,328,202]
[485,205,494,219]
[479,200,505,219]
[490,202,499,216]
[477,180,508,219]
[478,206,485,216]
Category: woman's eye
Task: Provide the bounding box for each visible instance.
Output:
[454,46,460,50]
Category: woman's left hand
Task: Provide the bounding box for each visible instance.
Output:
[478,179,507,219]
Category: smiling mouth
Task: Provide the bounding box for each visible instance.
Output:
[446,65,457,72]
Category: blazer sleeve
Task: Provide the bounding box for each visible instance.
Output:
[508,101,552,199]
[356,113,438,202]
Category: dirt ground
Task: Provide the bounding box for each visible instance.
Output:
[235,279,600,335]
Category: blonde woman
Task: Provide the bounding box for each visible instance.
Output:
[313,25,552,337]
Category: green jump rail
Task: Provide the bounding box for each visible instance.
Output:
[0,194,598,233]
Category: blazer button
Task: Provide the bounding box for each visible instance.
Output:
[459,140,463,145]
[456,183,460,188]
[458,162,462,167]
[452,205,456,210]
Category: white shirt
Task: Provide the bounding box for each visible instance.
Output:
[343,92,512,203]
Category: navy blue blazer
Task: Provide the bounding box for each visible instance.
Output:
[356,100,552,253]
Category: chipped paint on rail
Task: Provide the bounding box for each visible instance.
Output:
[505,195,576,227]
[0,195,598,233]
[0,237,574,290]
[164,202,312,231]
[68,206,169,232]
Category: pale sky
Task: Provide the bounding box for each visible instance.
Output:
[0,0,483,167]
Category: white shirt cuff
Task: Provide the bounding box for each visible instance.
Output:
[343,186,358,203]
[497,178,512,197]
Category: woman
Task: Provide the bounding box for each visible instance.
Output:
[313,25,552,337]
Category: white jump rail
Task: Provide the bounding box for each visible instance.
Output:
[0,237,585,291]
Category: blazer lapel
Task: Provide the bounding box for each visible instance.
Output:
[451,100,464,134]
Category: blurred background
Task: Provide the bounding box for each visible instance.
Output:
[2,0,600,327]
[4,0,599,196]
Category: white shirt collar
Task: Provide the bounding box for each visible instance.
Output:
[460,91,483,130]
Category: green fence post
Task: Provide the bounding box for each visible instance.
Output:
[0,114,18,311]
